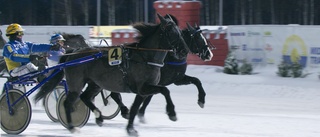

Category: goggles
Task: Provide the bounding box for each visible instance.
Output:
[57,40,64,43]
[16,31,24,36]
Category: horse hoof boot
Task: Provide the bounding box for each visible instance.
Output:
[198,101,205,108]
[94,109,103,126]
[121,106,130,119]
[68,126,80,133]
[137,113,146,123]
[127,127,138,136]
[169,116,177,121]
[122,113,129,119]
[95,118,103,127]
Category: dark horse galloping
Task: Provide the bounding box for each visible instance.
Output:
[34,13,187,136]
[136,20,214,123]
[87,15,214,123]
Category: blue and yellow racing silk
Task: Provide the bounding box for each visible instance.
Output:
[2,40,52,71]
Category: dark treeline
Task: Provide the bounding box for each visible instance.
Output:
[0,0,319,26]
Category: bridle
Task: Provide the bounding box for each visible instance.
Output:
[188,28,215,57]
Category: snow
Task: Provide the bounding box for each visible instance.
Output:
[1,65,320,137]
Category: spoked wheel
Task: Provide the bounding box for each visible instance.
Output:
[0,89,32,134]
[44,86,64,122]
[56,92,90,128]
[94,89,120,119]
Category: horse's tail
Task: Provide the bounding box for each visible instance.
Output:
[0,57,7,73]
[33,55,69,103]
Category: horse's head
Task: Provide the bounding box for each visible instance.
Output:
[184,23,213,61]
[61,33,89,50]
[158,13,188,60]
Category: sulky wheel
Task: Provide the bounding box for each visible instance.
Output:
[0,89,32,134]
[44,86,64,122]
[56,92,90,129]
[94,89,120,120]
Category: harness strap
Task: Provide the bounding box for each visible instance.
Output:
[147,62,164,67]
[165,61,187,65]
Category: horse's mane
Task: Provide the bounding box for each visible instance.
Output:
[132,22,160,41]
[60,33,85,42]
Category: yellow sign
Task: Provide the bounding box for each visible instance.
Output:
[108,47,122,66]
[90,26,131,38]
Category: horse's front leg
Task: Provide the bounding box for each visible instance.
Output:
[137,95,153,123]
[159,87,177,121]
[127,95,145,136]
[64,91,81,132]
[174,75,206,108]
[139,84,177,121]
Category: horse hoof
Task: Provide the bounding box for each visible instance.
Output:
[197,101,205,108]
[121,113,129,119]
[121,107,130,119]
[169,116,177,121]
[127,127,138,136]
[95,118,103,127]
[137,114,146,124]
[69,127,80,133]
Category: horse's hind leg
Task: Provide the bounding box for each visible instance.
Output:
[110,92,129,119]
[137,95,153,123]
[174,75,206,108]
[64,91,81,130]
[80,82,103,126]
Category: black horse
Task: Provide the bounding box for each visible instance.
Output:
[34,13,187,135]
[136,22,213,123]
[58,15,213,126]
[91,15,214,123]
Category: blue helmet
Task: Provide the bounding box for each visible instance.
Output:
[50,34,65,44]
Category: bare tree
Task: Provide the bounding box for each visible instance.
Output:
[310,0,314,25]
[248,0,253,24]
[303,0,309,25]
[77,0,90,25]
[240,0,246,24]
[270,0,276,24]
[107,0,116,25]
[234,0,239,24]
[64,0,72,25]
[204,0,210,25]
[51,0,55,25]
[213,0,219,25]
[255,0,262,24]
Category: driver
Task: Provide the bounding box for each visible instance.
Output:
[2,23,60,78]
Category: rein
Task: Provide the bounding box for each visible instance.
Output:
[62,44,173,56]
[123,44,173,52]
